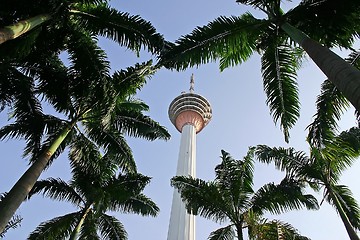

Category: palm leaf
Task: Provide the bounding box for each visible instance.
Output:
[28,178,83,206]
[256,219,311,240]
[171,176,229,223]
[251,178,319,215]
[318,128,360,181]
[215,149,254,212]
[261,43,300,142]
[27,212,80,240]
[255,145,310,179]
[97,214,127,240]
[72,3,166,54]
[69,134,118,181]
[65,24,111,109]
[114,193,159,217]
[307,49,360,147]
[83,123,137,172]
[307,80,350,148]
[208,225,235,240]
[160,13,265,71]
[35,54,75,115]
[79,212,99,239]
[111,61,155,98]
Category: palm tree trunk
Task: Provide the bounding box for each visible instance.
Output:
[69,204,93,240]
[327,185,360,240]
[236,223,244,240]
[281,22,360,112]
[0,14,51,44]
[0,121,75,232]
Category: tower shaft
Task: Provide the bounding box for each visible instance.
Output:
[168,75,212,240]
[167,124,196,240]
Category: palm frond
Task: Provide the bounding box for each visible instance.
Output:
[256,219,311,240]
[111,107,171,141]
[251,178,319,215]
[72,3,166,54]
[114,193,159,217]
[98,174,152,210]
[98,214,127,240]
[215,149,254,209]
[171,176,229,223]
[69,134,118,181]
[35,54,75,115]
[318,128,360,181]
[307,80,349,148]
[261,43,300,142]
[160,13,265,71]
[235,0,275,13]
[28,178,83,206]
[111,61,155,98]
[65,24,111,109]
[208,225,235,240]
[255,145,310,178]
[83,123,137,172]
[79,212,99,239]
[28,212,80,240]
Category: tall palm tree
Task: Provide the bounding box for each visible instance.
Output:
[0,58,170,232]
[171,149,318,240]
[27,136,159,239]
[160,0,360,142]
[255,127,360,240]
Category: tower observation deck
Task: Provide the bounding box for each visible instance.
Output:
[167,74,212,240]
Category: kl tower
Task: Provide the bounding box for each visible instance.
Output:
[167,74,212,240]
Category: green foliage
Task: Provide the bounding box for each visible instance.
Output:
[255,219,311,240]
[160,0,360,142]
[261,43,300,142]
[171,149,315,239]
[27,143,159,239]
[208,225,235,240]
[160,13,265,71]
[27,213,79,240]
[307,49,360,147]
[255,127,360,237]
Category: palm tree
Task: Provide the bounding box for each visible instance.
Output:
[27,136,159,239]
[0,59,170,232]
[255,127,360,240]
[160,0,360,142]
[171,149,318,240]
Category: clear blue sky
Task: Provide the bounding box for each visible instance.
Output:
[1,0,360,239]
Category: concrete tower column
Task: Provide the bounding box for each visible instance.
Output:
[167,75,212,240]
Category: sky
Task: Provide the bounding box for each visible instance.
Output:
[1,0,360,239]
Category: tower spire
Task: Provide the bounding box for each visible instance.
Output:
[189,74,195,93]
